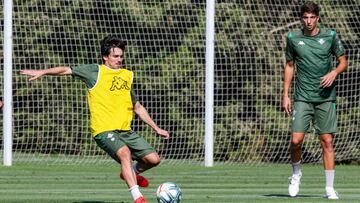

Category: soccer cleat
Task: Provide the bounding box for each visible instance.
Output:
[120,173,149,187]
[288,172,302,197]
[136,175,149,187]
[134,196,147,203]
[325,187,339,199]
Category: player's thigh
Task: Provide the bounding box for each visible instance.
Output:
[122,131,157,161]
[314,101,337,135]
[94,131,126,164]
[291,101,314,133]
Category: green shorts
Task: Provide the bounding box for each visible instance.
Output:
[291,101,337,135]
[94,130,156,164]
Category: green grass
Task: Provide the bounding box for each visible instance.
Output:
[0,163,359,203]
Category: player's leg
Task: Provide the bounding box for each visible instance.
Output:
[124,152,160,188]
[116,145,138,187]
[289,101,313,197]
[290,132,305,174]
[120,131,158,188]
[288,132,305,197]
[94,131,146,203]
[290,132,305,162]
[319,133,335,170]
[116,145,147,203]
[315,102,338,199]
[319,133,336,197]
[135,152,161,173]
[121,152,160,188]
[319,134,338,199]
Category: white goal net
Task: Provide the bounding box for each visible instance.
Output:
[1,0,359,165]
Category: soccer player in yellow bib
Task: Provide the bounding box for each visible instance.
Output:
[20,35,170,203]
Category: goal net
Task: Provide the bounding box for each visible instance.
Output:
[1,0,359,165]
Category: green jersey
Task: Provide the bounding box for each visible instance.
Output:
[285,28,345,102]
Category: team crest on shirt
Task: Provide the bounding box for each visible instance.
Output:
[110,76,130,91]
[298,41,305,46]
[318,38,325,45]
[107,133,115,141]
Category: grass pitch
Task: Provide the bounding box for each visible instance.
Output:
[0,163,359,202]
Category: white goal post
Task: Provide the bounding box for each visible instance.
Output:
[2,0,13,166]
[205,0,215,167]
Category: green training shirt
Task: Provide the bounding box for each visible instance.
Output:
[71,64,138,104]
[285,28,345,102]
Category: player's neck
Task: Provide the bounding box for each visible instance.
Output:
[103,64,121,70]
[304,27,320,36]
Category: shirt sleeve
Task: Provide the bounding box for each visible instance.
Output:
[131,88,138,105]
[71,64,99,88]
[285,33,295,62]
[331,31,345,57]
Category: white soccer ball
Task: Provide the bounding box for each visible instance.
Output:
[156,182,182,203]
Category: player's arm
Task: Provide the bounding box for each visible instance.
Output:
[320,55,348,88]
[20,66,72,81]
[283,60,294,116]
[133,101,170,139]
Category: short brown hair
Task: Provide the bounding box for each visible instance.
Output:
[300,1,320,16]
[100,35,127,58]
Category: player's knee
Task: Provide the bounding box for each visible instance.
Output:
[291,133,304,146]
[149,153,161,166]
[291,139,302,147]
[322,140,334,151]
[151,155,161,166]
[320,136,334,149]
[142,152,161,167]
[116,146,131,161]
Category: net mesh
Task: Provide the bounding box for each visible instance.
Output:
[0,0,359,165]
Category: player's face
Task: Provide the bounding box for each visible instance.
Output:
[301,12,319,32]
[103,47,124,69]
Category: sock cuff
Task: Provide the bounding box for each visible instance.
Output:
[129,185,139,191]
[292,160,301,165]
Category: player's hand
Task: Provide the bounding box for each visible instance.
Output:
[282,96,292,116]
[320,70,337,88]
[20,70,44,81]
[156,129,170,139]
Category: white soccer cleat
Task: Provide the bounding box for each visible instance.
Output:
[325,187,339,199]
[288,172,302,197]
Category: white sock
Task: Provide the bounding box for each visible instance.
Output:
[132,163,140,175]
[325,170,335,188]
[292,161,301,175]
[129,185,142,200]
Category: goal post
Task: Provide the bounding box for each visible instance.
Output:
[2,0,13,166]
[205,0,215,167]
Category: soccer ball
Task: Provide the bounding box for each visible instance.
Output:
[156,182,182,203]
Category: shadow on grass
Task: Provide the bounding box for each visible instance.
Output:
[73,201,130,203]
[263,194,322,198]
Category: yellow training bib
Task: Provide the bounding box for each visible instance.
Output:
[87,65,134,136]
